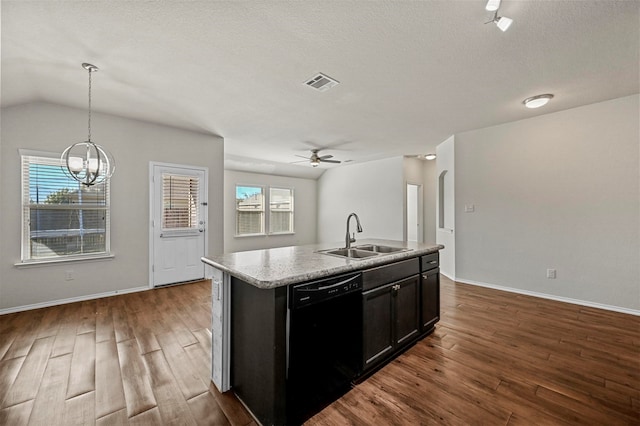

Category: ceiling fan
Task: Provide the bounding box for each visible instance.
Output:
[292,149,342,167]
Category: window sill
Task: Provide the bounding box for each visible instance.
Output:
[15,253,115,268]
[234,232,296,238]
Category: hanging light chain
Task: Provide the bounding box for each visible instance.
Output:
[88,66,92,142]
[82,63,98,142]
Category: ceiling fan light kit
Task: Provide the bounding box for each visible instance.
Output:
[484,0,513,32]
[292,149,342,167]
[485,0,501,12]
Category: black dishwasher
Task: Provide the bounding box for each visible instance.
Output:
[287,272,363,425]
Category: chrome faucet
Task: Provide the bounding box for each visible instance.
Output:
[345,213,363,249]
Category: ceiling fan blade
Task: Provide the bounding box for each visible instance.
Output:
[290,159,311,164]
[294,155,311,160]
[318,155,334,160]
[320,159,341,164]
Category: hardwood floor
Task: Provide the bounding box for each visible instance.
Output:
[1,276,638,425]
[0,281,255,426]
[310,276,640,425]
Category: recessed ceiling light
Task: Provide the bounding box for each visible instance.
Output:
[424,154,437,160]
[523,94,554,109]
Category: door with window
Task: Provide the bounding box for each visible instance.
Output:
[151,163,207,287]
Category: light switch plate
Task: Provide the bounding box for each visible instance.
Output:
[465,204,475,213]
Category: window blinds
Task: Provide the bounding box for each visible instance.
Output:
[161,173,200,230]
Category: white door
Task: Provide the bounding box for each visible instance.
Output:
[151,163,207,287]
[406,183,423,243]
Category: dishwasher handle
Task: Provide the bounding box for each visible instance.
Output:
[291,273,362,308]
[317,275,360,291]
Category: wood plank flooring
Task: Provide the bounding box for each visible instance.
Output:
[310,276,640,425]
[1,276,638,425]
[0,281,255,426]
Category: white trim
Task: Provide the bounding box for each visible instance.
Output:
[455,277,640,317]
[149,161,209,289]
[18,148,61,157]
[0,285,149,315]
[404,181,423,243]
[20,150,112,263]
[440,271,456,281]
[15,253,114,268]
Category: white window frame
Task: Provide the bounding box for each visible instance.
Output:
[235,184,266,237]
[18,149,112,265]
[234,184,296,238]
[268,186,295,235]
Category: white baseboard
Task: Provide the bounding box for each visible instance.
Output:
[455,277,640,317]
[0,286,150,315]
[440,271,456,281]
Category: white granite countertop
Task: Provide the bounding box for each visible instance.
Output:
[201,239,444,289]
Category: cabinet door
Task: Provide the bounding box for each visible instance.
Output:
[421,268,440,333]
[394,275,420,346]
[362,283,394,369]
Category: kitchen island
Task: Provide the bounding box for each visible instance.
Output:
[201,239,443,425]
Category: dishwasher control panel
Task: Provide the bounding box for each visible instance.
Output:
[290,273,362,309]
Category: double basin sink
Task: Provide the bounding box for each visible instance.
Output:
[319,244,410,260]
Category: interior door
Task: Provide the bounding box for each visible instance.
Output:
[406,183,423,243]
[151,163,207,287]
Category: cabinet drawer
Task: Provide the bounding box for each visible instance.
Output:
[362,258,419,291]
[421,253,439,272]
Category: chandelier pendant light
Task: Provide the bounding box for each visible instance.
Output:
[61,63,115,186]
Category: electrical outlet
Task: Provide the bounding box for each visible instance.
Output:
[464,204,475,213]
[65,270,74,281]
[546,269,556,279]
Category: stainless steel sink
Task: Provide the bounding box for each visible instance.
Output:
[353,244,407,253]
[318,244,410,260]
[321,248,379,259]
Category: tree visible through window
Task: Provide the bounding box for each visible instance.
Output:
[21,152,110,261]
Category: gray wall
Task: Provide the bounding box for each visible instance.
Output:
[317,156,404,244]
[422,158,437,245]
[454,95,639,312]
[0,102,224,312]
[223,170,317,252]
[436,135,456,279]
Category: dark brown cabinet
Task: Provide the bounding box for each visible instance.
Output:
[420,253,440,335]
[362,274,420,371]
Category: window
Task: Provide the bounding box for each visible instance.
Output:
[235,185,295,236]
[236,185,264,235]
[269,187,294,234]
[162,173,200,231]
[21,151,110,262]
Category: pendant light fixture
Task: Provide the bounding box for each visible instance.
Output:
[61,63,115,186]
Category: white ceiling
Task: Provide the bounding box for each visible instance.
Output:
[2,0,638,179]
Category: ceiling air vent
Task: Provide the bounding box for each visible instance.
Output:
[304,73,339,92]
